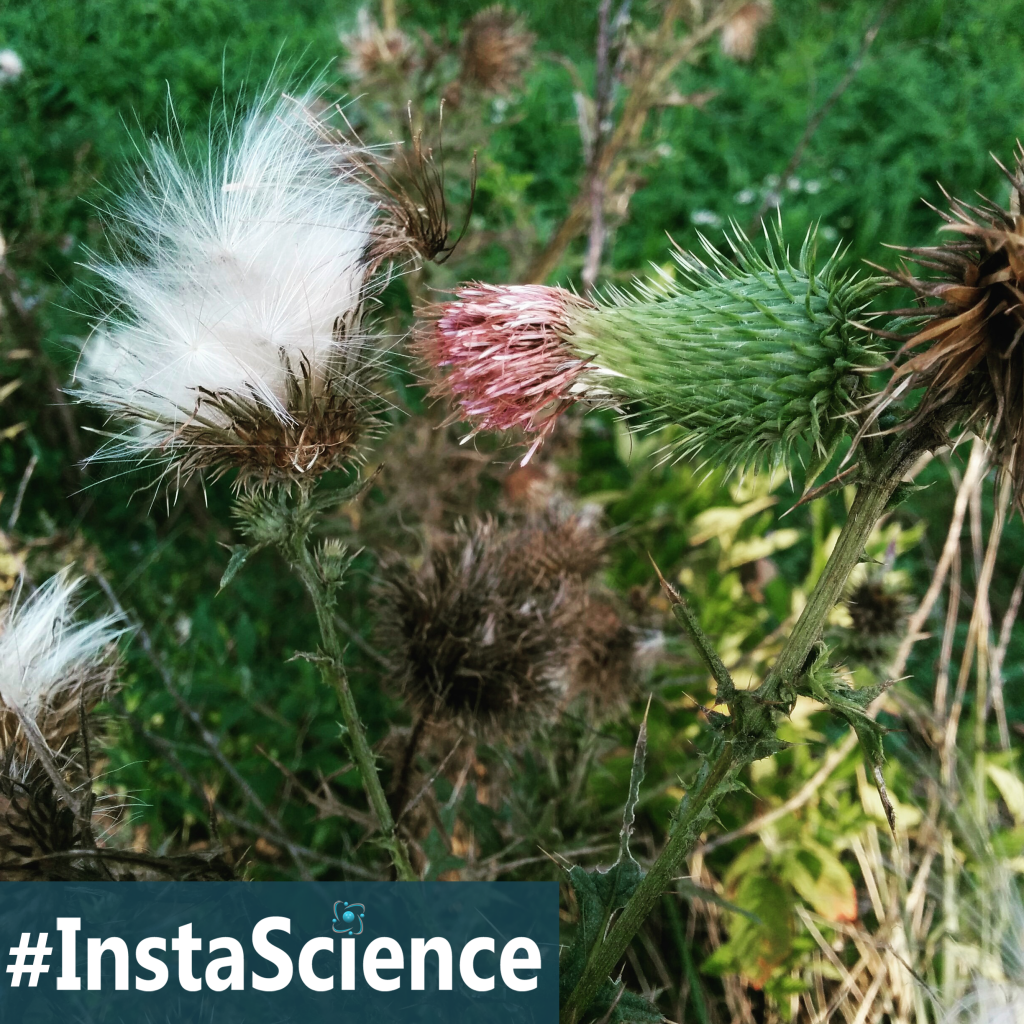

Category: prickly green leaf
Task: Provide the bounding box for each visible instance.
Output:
[618,702,649,865]
[218,545,251,592]
[797,645,895,830]
[559,860,645,1007]
[561,717,652,1020]
[592,982,665,1024]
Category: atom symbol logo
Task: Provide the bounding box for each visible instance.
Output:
[332,901,366,936]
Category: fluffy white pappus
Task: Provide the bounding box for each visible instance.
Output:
[0,568,123,721]
[76,90,383,461]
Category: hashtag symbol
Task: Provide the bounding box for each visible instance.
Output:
[7,933,52,987]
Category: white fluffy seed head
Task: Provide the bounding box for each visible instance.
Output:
[76,89,387,484]
[0,569,123,722]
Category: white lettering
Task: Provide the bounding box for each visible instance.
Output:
[340,937,355,990]
[299,936,334,992]
[500,937,541,992]
[206,937,245,992]
[363,937,403,992]
[135,937,168,991]
[459,937,495,992]
[251,917,293,992]
[171,924,203,992]
[410,937,452,991]
[55,918,81,991]
[87,937,129,991]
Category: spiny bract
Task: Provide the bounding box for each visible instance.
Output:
[570,226,883,472]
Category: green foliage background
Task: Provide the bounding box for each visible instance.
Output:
[2,0,1023,1014]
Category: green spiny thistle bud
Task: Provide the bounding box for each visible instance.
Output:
[316,538,355,586]
[422,226,883,472]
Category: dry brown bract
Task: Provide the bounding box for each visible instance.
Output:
[355,129,474,266]
[172,385,363,492]
[302,104,475,266]
[871,147,1024,500]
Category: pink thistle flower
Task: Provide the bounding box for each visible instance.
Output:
[424,283,595,463]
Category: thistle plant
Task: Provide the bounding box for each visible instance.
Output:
[0,570,122,877]
[418,224,951,1022]
[424,226,883,470]
[76,89,425,879]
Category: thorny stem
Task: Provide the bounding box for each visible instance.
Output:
[759,431,929,700]
[284,486,417,881]
[560,425,933,1024]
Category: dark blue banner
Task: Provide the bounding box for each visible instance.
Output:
[0,882,559,1023]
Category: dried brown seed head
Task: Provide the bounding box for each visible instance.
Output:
[341,10,417,83]
[564,598,636,719]
[459,6,535,94]
[870,147,1024,501]
[375,518,571,737]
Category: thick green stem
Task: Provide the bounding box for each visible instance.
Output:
[560,429,930,1024]
[561,744,738,1024]
[759,430,928,701]
[289,544,416,880]
[258,480,417,882]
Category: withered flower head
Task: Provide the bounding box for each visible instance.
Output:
[299,98,476,267]
[847,580,906,641]
[342,126,475,266]
[341,8,417,83]
[720,2,773,62]
[77,90,389,492]
[871,148,1024,497]
[375,518,573,736]
[565,598,636,719]
[459,6,535,94]
[507,509,607,590]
